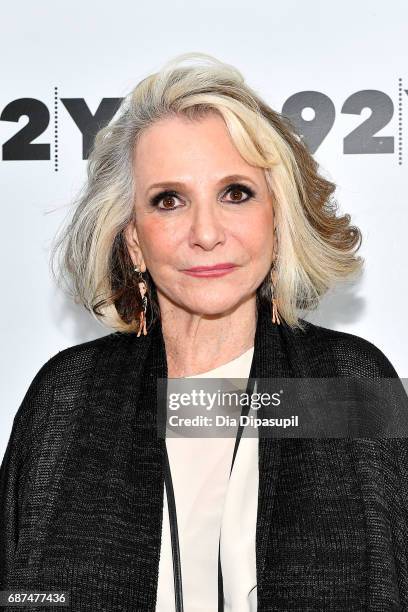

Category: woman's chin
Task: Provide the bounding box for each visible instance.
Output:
[180,296,249,317]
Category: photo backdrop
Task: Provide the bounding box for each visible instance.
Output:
[1,0,407,456]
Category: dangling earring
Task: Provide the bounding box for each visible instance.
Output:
[271,266,281,325]
[134,265,148,337]
[271,226,281,325]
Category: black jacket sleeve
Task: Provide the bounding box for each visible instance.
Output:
[0,356,58,588]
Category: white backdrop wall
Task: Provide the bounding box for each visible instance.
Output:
[1,0,407,457]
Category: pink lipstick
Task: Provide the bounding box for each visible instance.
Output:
[181,263,238,278]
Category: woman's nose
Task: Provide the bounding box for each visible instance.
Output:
[189,201,226,250]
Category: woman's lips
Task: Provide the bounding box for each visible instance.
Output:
[181,264,238,277]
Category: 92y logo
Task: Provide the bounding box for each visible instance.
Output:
[1,97,122,162]
[0,88,404,164]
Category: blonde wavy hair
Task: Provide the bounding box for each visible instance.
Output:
[50,51,363,334]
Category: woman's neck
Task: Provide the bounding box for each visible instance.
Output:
[159,298,257,378]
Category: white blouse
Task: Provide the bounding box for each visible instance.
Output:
[155,346,258,611]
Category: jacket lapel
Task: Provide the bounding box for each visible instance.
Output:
[247,302,294,589]
[248,305,371,610]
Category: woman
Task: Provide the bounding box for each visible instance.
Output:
[1,52,407,612]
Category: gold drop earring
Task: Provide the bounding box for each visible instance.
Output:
[271,226,281,325]
[271,263,281,325]
[134,265,148,337]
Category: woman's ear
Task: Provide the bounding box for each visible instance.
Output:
[123,220,146,272]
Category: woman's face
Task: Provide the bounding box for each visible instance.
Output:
[125,112,275,316]
[138,282,146,297]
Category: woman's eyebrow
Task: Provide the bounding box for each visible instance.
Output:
[145,174,257,195]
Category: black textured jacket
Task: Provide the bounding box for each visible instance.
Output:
[1,301,407,611]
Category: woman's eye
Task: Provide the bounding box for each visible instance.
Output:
[223,185,254,203]
[149,191,182,210]
[157,195,181,210]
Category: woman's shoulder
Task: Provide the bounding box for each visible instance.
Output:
[35,330,144,379]
[12,332,140,429]
[4,332,146,471]
[294,318,400,378]
[25,332,121,389]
